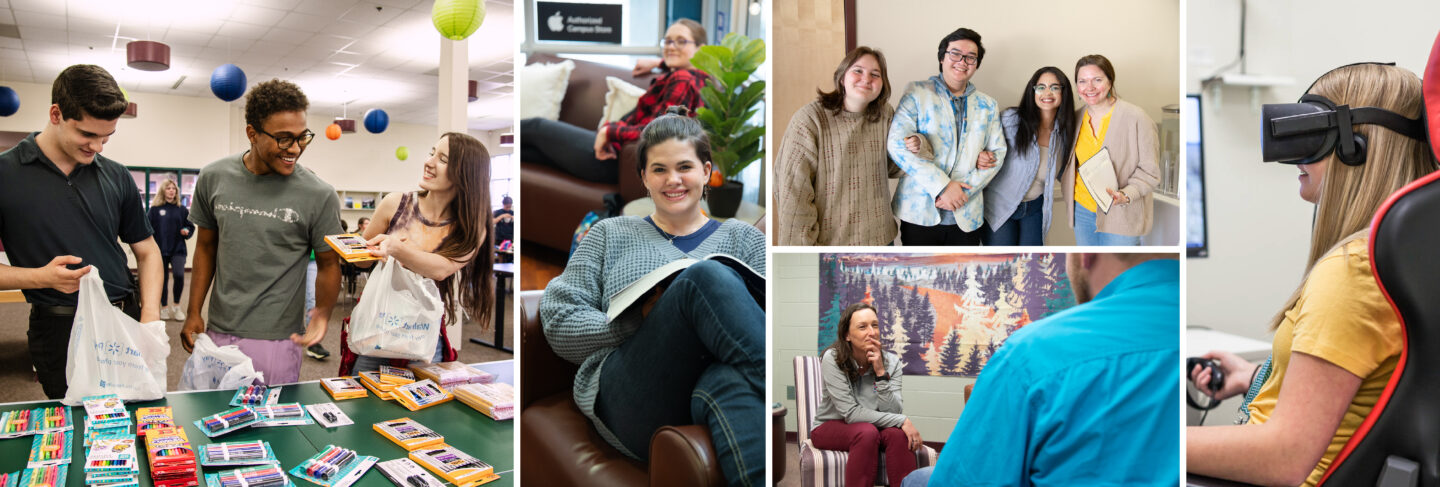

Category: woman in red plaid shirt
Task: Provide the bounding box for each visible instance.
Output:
[520,19,709,184]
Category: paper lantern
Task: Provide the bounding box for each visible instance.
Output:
[396,146,409,161]
[0,87,20,117]
[119,86,129,102]
[432,0,486,41]
[363,109,389,134]
[325,123,342,141]
[126,40,170,71]
[210,64,247,102]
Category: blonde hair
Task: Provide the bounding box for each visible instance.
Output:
[150,179,179,207]
[1269,63,1436,330]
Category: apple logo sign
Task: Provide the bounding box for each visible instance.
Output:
[548,11,565,32]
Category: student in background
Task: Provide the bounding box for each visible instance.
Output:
[493,195,514,245]
[148,178,194,320]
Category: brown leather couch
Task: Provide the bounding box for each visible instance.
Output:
[520,291,725,486]
[520,54,651,253]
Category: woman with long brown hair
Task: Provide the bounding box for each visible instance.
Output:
[340,132,495,374]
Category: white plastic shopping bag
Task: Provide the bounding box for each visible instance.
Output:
[62,267,170,405]
[178,333,264,391]
[347,257,443,361]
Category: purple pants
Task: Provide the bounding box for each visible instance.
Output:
[811,419,917,486]
[206,330,303,385]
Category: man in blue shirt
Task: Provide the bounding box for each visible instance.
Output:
[903,253,1179,486]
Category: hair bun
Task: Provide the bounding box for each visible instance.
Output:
[664,105,690,117]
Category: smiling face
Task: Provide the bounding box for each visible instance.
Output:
[1076,65,1112,107]
[643,139,711,220]
[1298,158,1327,203]
[247,110,308,176]
[842,54,884,109]
[420,135,454,193]
[163,181,178,202]
[662,23,700,71]
[1034,72,1063,112]
[51,110,117,166]
[845,308,880,357]
[941,39,979,92]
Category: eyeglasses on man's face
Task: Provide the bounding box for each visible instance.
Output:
[254,126,315,150]
[944,50,978,65]
[662,38,695,48]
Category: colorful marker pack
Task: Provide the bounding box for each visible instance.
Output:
[393,379,453,411]
[194,406,260,437]
[85,423,131,447]
[26,431,72,468]
[305,404,353,428]
[287,445,377,487]
[0,470,16,487]
[82,395,132,429]
[0,409,35,439]
[135,407,176,438]
[319,377,368,401]
[408,362,494,390]
[373,418,444,451]
[30,407,73,435]
[144,426,197,487]
[453,382,515,421]
[373,458,444,487]
[84,434,139,486]
[198,440,279,468]
[203,464,293,487]
[229,385,281,407]
[16,465,66,487]
[409,444,499,486]
[252,403,314,427]
[376,366,416,386]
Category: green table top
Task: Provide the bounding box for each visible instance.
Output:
[0,360,514,487]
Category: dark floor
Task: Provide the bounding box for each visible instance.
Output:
[0,272,514,403]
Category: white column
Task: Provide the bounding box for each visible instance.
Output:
[438,37,468,136]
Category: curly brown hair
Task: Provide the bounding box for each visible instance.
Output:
[244,79,309,129]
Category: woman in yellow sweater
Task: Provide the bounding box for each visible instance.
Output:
[1061,54,1160,246]
[1186,63,1436,486]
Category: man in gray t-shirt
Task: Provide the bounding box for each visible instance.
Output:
[183,79,342,385]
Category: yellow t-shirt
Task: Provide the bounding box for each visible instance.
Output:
[1246,238,1402,486]
[1073,108,1113,212]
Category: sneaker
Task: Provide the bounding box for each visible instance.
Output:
[172,306,186,321]
[306,344,331,360]
[159,306,173,321]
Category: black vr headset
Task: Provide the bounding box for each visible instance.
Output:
[1261,62,1428,166]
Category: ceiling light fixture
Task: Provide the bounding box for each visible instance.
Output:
[126,40,170,71]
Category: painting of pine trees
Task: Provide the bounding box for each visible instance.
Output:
[816,253,1078,377]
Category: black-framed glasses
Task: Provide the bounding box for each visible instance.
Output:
[1032,84,1064,93]
[662,38,695,48]
[944,50,978,65]
[254,127,315,150]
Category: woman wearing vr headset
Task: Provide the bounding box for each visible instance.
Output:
[1187,63,1435,486]
[1060,55,1160,246]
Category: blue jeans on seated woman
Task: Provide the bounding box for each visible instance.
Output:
[594,260,765,487]
[982,198,1045,246]
[1073,203,1143,246]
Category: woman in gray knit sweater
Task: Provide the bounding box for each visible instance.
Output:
[539,108,767,487]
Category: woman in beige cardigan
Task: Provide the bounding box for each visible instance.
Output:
[1061,54,1160,245]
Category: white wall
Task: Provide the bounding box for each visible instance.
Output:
[772,252,971,442]
[1185,0,1440,340]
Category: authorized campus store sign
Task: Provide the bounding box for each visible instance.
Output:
[537,2,623,44]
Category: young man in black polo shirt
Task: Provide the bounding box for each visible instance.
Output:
[0,64,163,399]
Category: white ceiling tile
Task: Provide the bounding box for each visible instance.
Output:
[14,10,66,30]
[230,6,287,27]
[319,20,371,39]
[162,29,212,46]
[0,48,26,61]
[293,0,361,16]
[207,35,256,52]
[12,0,65,16]
[311,34,358,51]
[0,10,15,24]
[277,12,330,33]
[340,5,404,26]
[235,50,274,67]
[21,39,68,55]
[372,0,422,8]
[162,17,225,36]
[237,0,298,10]
[0,37,21,50]
[65,33,111,51]
[248,39,297,56]
[216,21,267,40]
[258,28,312,45]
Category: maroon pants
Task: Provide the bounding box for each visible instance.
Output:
[811,419,916,486]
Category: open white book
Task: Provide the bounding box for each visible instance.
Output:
[1078,147,1121,214]
[607,254,765,323]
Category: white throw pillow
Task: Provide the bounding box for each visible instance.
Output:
[598,76,647,129]
[520,60,575,120]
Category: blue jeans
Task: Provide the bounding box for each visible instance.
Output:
[982,198,1045,246]
[304,260,317,326]
[595,260,765,487]
[352,336,446,372]
[902,466,934,487]
[1073,203,1142,246]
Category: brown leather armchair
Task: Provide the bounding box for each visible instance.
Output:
[520,54,650,254]
[520,291,725,486]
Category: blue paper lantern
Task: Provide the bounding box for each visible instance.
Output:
[0,87,19,116]
[209,64,246,102]
[364,109,389,134]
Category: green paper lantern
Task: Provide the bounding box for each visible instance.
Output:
[396,146,409,161]
[432,0,486,41]
[119,87,129,102]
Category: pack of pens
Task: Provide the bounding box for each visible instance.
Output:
[135,407,176,438]
[372,418,444,450]
[357,372,396,400]
[376,365,416,385]
[409,362,494,389]
[0,407,72,439]
[373,458,444,487]
[252,403,314,427]
[85,434,139,485]
[198,440,279,468]
[408,444,499,486]
[319,377,368,401]
[454,382,514,421]
[287,445,376,487]
[144,426,197,487]
[393,379,453,411]
[16,465,66,487]
[26,430,71,468]
[204,465,293,487]
[230,385,281,407]
[194,406,260,437]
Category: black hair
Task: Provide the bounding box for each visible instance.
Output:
[936,27,985,75]
[52,64,127,121]
[1012,67,1077,163]
[634,105,713,179]
[244,79,309,130]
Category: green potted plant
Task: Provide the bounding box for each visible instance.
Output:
[690,32,766,218]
